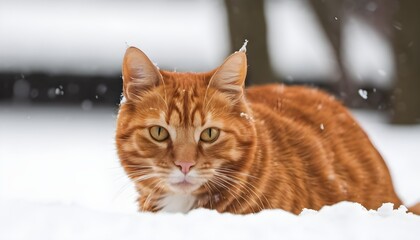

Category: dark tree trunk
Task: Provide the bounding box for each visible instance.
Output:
[224,0,278,85]
[308,0,353,104]
[309,0,397,108]
[391,1,420,124]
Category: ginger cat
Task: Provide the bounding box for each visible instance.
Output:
[116,45,414,215]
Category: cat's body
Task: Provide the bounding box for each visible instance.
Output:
[116,46,412,215]
[230,84,401,213]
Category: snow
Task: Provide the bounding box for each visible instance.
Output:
[0,200,419,240]
[358,89,368,100]
[0,104,419,238]
[240,112,254,121]
[239,39,248,53]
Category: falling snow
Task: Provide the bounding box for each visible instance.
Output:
[358,89,368,100]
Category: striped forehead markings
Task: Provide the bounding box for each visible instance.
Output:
[167,88,203,127]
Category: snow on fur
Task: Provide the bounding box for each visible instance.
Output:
[239,39,248,53]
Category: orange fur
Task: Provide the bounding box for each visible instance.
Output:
[116,47,414,215]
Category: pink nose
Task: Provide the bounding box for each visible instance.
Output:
[175,161,196,174]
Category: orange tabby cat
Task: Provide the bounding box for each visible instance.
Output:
[116,45,417,215]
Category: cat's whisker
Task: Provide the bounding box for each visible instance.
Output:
[210,175,257,213]
[215,171,263,195]
[132,173,160,185]
[143,179,164,210]
[207,178,245,212]
[203,181,229,212]
[124,167,170,178]
[122,165,155,168]
[215,172,269,211]
[216,168,259,179]
[105,165,131,170]
[212,174,260,213]
[201,183,214,209]
[217,171,272,209]
[114,166,163,203]
[195,170,266,212]
[112,177,139,203]
[125,168,153,173]
[215,177,257,213]
[125,170,154,179]
[213,172,267,212]
[194,174,214,180]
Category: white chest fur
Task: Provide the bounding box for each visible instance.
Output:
[158,194,196,213]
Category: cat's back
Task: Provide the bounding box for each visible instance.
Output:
[245,84,347,128]
[245,84,401,211]
[245,84,357,140]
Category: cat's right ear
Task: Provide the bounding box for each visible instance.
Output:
[208,51,247,101]
[122,47,163,101]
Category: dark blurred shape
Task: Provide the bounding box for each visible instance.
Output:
[309,0,348,100]
[224,0,279,85]
[309,0,419,123]
[309,0,404,111]
[13,78,31,101]
[0,73,122,106]
[309,0,371,106]
[391,1,420,124]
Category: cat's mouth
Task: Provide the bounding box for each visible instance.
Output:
[172,180,194,187]
[168,177,202,193]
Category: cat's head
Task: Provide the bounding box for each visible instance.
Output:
[116,46,256,197]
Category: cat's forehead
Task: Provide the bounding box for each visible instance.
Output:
[160,71,213,128]
[166,86,205,128]
[134,71,229,129]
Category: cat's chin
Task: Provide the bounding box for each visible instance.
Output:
[168,180,202,194]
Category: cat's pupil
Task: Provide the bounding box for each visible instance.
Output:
[208,129,212,138]
[158,127,161,136]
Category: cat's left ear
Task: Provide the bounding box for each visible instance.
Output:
[122,47,163,101]
[209,50,247,100]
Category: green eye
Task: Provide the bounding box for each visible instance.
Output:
[149,126,169,141]
[200,128,220,143]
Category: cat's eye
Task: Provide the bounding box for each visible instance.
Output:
[200,128,220,143]
[149,126,169,141]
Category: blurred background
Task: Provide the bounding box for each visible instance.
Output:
[0,0,419,214]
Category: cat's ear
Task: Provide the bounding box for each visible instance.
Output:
[122,47,163,101]
[209,51,247,100]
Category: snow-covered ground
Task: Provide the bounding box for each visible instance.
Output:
[0,104,419,239]
[1,200,419,240]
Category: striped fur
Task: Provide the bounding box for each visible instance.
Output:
[116,47,405,214]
